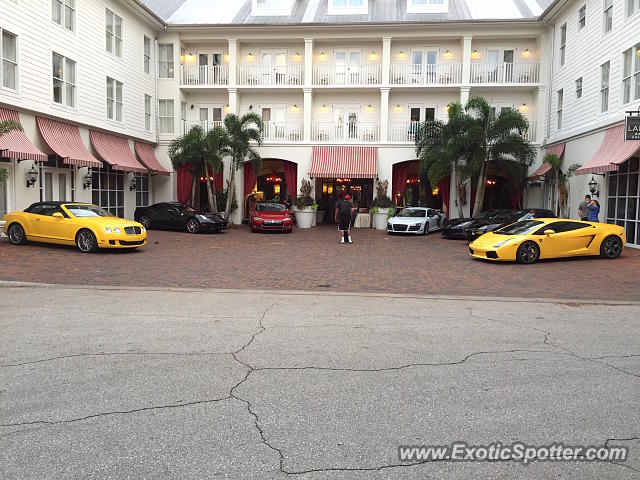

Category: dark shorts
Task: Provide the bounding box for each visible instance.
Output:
[338,214,351,231]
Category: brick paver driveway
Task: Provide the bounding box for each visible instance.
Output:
[1,225,639,300]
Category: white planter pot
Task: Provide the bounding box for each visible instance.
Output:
[296,209,315,229]
[372,209,390,230]
[315,210,325,225]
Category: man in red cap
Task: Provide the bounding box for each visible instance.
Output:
[335,193,354,244]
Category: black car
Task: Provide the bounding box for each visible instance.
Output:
[464,208,556,240]
[134,202,229,233]
[441,209,507,239]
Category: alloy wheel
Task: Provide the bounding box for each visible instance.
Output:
[7,224,25,245]
[602,236,622,259]
[186,218,199,233]
[139,216,150,229]
[517,241,539,264]
[77,230,96,253]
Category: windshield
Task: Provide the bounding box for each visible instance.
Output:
[65,204,114,217]
[476,210,499,219]
[256,203,286,212]
[492,212,517,222]
[176,204,197,213]
[494,220,544,235]
[398,208,426,218]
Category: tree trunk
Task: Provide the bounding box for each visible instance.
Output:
[472,161,487,217]
[452,164,464,218]
[203,162,216,213]
[190,170,197,207]
[224,160,236,220]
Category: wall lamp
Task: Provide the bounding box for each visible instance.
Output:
[588,176,599,197]
[83,171,92,189]
[26,164,38,187]
[130,176,138,191]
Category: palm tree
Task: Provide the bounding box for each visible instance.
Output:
[541,153,580,217]
[168,125,227,211]
[222,112,263,220]
[0,120,23,182]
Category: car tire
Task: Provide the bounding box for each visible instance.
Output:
[139,215,151,229]
[423,223,429,235]
[600,235,622,259]
[186,218,200,234]
[516,241,540,264]
[7,223,26,245]
[76,229,98,253]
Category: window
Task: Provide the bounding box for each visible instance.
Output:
[135,173,149,207]
[576,77,583,99]
[634,44,640,101]
[181,101,187,123]
[106,77,123,121]
[91,167,124,218]
[557,89,563,130]
[143,36,151,74]
[578,5,586,28]
[407,0,448,14]
[158,44,174,78]
[52,53,76,107]
[606,158,639,245]
[628,0,640,17]
[251,0,293,16]
[1,29,17,90]
[535,221,591,234]
[328,0,368,15]
[623,48,633,104]
[52,0,75,31]
[559,23,567,66]
[105,8,123,58]
[601,61,610,112]
[604,0,613,33]
[158,99,174,133]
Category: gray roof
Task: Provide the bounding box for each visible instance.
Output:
[141,0,555,25]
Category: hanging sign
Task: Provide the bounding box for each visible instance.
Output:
[626,110,640,141]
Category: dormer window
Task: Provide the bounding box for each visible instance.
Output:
[407,0,448,14]
[251,0,293,16]
[328,0,368,15]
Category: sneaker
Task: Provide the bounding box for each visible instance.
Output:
[348,238,353,244]
[340,239,345,244]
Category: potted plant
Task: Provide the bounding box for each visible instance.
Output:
[371,179,392,230]
[293,179,315,229]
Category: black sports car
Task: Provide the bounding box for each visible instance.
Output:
[134,202,229,233]
[441,209,507,239]
[464,208,556,240]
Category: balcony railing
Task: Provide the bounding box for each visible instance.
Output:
[182,120,223,134]
[311,122,380,142]
[388,120,538,143]
[312,64,382,86]
[237,65,304,86]
[261,121,303,142]
[390,64,463,85]
[524,121,537,143]
[470,63,540,84]
[181,65,229,86]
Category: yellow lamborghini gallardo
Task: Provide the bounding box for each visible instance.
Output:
[3,202,146,253]
[469,218,625,264]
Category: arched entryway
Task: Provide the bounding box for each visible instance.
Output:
[392,160,443,210]
[243,159,297,221]
[481,163,524,211]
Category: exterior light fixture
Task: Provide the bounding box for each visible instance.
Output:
[432,186,439,196]
[588,176,599,197]
[294,52,301,60]
[471,49,480,58]
[225,104,230,113]
[83,171,92,189]
[130,176,138,191]
[320,104,328,113]
[26,164,38,187]
[443,49,452,58]
[291,104,300,112]
[248,52,254,59]
[519,103,528,112]
[366,104,373,113]
[249,105,253,111]
[394,104,402,112]
[319,52,327,60]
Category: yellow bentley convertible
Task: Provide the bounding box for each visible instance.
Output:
[469,218,625,264]
[3,202,146,253]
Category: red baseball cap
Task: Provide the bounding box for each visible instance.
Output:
[344,194,351,200]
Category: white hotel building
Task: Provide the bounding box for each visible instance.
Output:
[0,0,639,245]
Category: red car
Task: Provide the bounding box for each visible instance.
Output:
[250,203,293,232]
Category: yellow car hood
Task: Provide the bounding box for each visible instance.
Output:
[75,217,143,229]
[470,232,520,249]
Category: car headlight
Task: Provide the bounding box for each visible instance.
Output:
[253,216,262,221]
[413,222,423,227]
[105,227,121,234]
[283,217,291,221]
[105,227,111,233]
[140,226,146,233]
[493,238,514,248]
[196,214,209,221]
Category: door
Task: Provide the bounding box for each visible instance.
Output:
[198,104,223,130]
[411,50,423,83]
[335,51,346,84]
[503,50,514,82]
[411,49,437,83]
[487,49,500,82]
[30,205,71,241]
[537,221,595,258]
[335,50,361,84]
[334,106,359,141]
[274,52,287,84]
[150,203,172,227]
[198,53,209,84]
[43,169,70,202]
[261,52,273,84]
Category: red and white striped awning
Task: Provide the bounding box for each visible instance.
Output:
[134,141,171,176]
[0,107,47,162]
[576,125,640,175]
[528,142,565,180]
[310,146,377,179]
[36,116,102,168]
[90,131,147,173]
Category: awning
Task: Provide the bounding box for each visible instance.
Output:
[0,107,47,161]
[528,142,565,180]
[90,131,147,173]
[576,125,640,175]
[134,141,171,176]
[36,116,102,168]
[310,146,377,179]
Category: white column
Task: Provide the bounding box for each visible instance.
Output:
[303,88,312,142]
[228,39,238,86]
[382,36,391,85]
[228,88,238,114]
[380,87,389,142]
[304,38,313,86]
[461,35,472,86]
[536,86,546,144]
[537,33,552,85]
[460,86,470,105]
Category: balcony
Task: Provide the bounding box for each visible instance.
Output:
[388,120,538,143]
[390,64,463,86]
[262,122,303,142]
[237,65,304,86]
[182,120,223,134]
[312,65,382,86]
[470,63,540,84]
[311,122,380,142]
[181,65,229,86]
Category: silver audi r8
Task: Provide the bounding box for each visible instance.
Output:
[387,207,447,235]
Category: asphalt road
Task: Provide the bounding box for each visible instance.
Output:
[1,283,639,479]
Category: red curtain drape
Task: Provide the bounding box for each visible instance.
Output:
[243,162,256,199]
[438,176,451,217]
[508,185,522,209]
[177,164,193,204]
[214,171,223,193]
[282,161,297,199]
[392,161,411,204]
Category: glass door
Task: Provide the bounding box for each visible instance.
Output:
[426,50,438,82]
[261,52,273,85]
[348,50,361,84]
[335,51,346,85]
[198,53,209,84]
[274,51,287,84]
[487,49,500,82]
[411,50,423,83]
[503,50,514,82]
[42,169,70,202]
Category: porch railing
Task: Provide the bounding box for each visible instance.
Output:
[181,65,229,86]
[312,64,382,86]
[182,120,223,134]
[470,63,540,84]
[237,65,304,86]
[261,121,304,142]
[389,63,463,85]
[311,122,380,142]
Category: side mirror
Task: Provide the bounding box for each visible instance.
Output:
[52,212,64,219]
[544,229,555,236]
